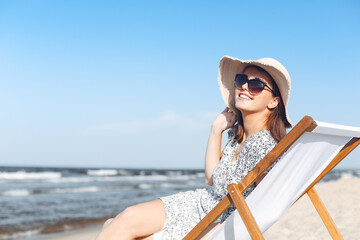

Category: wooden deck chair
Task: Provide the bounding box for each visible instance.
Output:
[183,116,360,240]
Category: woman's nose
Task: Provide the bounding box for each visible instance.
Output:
[241,82,249,90]
[235,81,248,90]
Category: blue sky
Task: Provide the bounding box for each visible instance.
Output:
[0,0,359,169]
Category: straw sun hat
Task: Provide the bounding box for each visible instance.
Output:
[218,55,292,127]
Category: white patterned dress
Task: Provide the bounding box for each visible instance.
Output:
[154,129,277,240]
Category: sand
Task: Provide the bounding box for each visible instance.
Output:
[39,226,102,240]
[264,177,360,239]
[40,177,360,240]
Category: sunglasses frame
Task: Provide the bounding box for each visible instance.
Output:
[234,74,275,96]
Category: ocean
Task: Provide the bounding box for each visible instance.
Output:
[0,166,359,240]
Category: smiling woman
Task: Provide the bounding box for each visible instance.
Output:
[94,55,292,240]
[233,65,288,143]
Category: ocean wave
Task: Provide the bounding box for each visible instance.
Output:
[1,186,110,196]
[9,174,181,184]
[2,189,31,197]
[0,171,61,181]
[137,184,153,189]
[120,175,169,181]
[52,184,159,193]
[0,228,42,240]
[48,176,100,183]
[87,169,118,176]
[159,180,204,188]
[47,174,173,184]
[0,181,195,196]
[52,186,102,194]
[340,172,354,179]
[196,172,205,177]
[0,184,144,196]
[47,175,135,183]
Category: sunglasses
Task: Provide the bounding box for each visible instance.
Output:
[234,74,275,95]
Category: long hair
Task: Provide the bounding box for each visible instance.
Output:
[232,65,287,143]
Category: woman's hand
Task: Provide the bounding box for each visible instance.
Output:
[211,107,237,134]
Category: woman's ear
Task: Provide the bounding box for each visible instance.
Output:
[268,96,280,110]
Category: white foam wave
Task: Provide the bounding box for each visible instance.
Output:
[138,184,152,189]
[48,173,202,185]
[47,174,170,184]
[120,175,170,181]
[340,172,354,179]
[0,170,202,185]
[87,169,118,176]
[160,182,177,188]
[48,176,96,183]
[52,186,102,194]
[2,189,31,197]
[196,172,205,177]
[1,186,128,196]
[0,171,61,180]
[0,228,42,240]
[165,171,183,176]
[164,175,198,180]
[119,169,129,176]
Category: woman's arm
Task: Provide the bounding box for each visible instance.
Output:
[204,126,223,185]
[205,107,236,185]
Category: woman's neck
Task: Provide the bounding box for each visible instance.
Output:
[242,112,268,139]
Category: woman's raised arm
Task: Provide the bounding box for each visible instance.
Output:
[204,107,236,185]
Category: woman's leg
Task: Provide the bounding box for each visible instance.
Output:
[96,199,166,240]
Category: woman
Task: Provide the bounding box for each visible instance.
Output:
[96,56,292,240]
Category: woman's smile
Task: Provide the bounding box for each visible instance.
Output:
[238,92,253,101]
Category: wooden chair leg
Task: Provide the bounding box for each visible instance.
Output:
[228,184,265,240]
[307,187,344,240]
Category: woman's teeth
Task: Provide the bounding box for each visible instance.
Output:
[239,94,251,100]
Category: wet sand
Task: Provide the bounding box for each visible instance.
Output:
[39,226,102,240]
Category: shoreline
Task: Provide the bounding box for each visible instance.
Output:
[32,177,360,240]
[0,218,109,240]
[38,225,102,240]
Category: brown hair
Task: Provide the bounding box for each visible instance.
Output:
[232,65,287,143]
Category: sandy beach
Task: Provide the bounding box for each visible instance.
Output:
[40,177,360,240]
[264,177,360,239]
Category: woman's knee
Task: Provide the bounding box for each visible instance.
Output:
[114,206,140,225]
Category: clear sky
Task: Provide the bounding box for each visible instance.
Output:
[1,0,359,169]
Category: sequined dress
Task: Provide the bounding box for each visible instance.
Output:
[154,129,277,240]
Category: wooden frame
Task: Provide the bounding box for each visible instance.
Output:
[183,116,360,240]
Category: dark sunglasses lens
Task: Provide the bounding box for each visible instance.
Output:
[248,80,265,94]
[234,75,247,88]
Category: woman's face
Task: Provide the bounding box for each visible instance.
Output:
[234,67,280,116]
